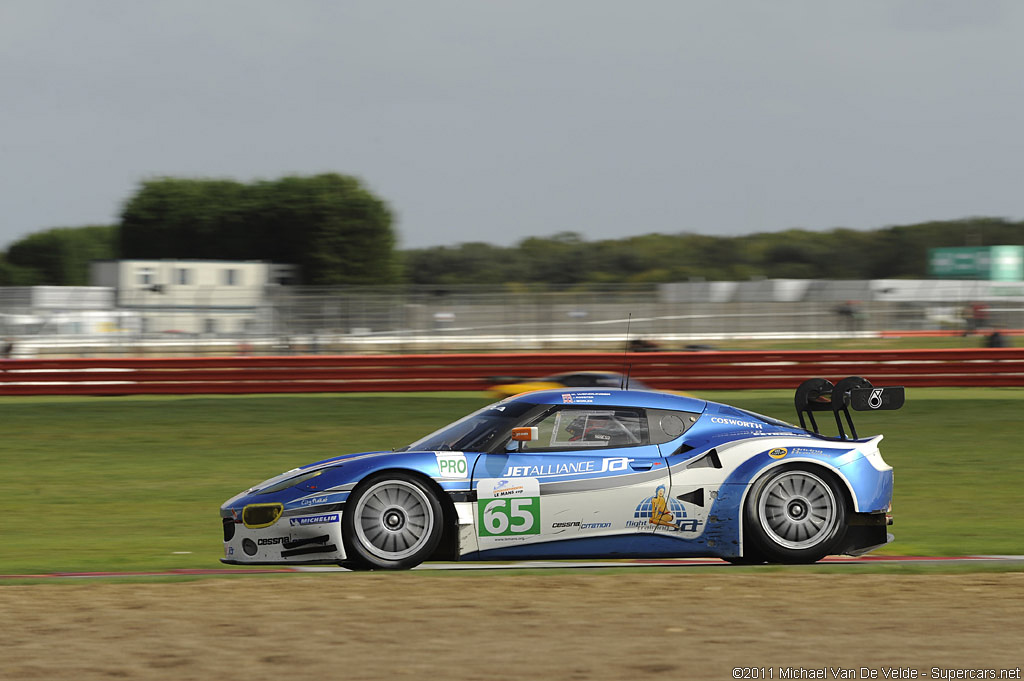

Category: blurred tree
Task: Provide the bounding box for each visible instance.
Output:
[403,242,521,285]
[119,174,398,284]
[396,218,1024,285]
[0,225,118,285]
[518,232,594,284]
[7,211,1024,288]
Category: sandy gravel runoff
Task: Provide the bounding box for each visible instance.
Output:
[2,572,1022,681]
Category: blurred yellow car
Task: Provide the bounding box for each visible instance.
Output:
[489,371,673,398]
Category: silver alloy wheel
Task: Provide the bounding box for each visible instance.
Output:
[352,479,435,561]
[757,470,838,550]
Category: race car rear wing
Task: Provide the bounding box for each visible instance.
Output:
[794,376,905,440]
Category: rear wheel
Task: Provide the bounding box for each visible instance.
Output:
[744,465,847,564]
[342,472,444,570]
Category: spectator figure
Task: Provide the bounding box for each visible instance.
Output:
[985,331,1008,348]
[1,338,13,359]
[627,338,661,352]
[963,302,989,336]
[834,301,861,332]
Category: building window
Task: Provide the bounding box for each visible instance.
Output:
[175,268,192,285]
[222,269,241,286]
[137,267,154,286]
[204,319,217,334]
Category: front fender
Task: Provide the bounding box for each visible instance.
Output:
[331,449,479,492]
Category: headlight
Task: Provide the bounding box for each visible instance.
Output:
[255,469,323,495]
[242,503,284,528]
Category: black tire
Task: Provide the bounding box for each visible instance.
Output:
[342,472,444,570]
[743,465,848,564]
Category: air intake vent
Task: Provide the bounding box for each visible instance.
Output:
[676,488,705,507]
[686,448,721,469]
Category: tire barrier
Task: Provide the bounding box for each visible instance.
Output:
[2,348,1024,395]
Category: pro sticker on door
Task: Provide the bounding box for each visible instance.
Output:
[476,478,541,538]
[435,452,468,478]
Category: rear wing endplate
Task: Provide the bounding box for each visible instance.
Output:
[794,377,905,440]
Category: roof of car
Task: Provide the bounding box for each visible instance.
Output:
[502,388,706,412]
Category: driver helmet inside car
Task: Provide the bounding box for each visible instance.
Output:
[566,413,615,441]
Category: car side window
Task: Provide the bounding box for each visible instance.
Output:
[647,409,701,445]
[520,407,649,451]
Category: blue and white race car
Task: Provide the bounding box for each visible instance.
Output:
[220,377,901,569]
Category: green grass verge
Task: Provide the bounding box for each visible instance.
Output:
[0,392,493,574]
[1,388,1021,575]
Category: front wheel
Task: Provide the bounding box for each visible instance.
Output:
[743,465,847,564]
[342,472,444,570]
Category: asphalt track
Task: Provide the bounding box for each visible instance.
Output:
[4,554,1023,579]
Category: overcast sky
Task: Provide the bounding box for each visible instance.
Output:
[2,1,1023,251]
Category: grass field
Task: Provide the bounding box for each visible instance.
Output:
[1,388,1022,574]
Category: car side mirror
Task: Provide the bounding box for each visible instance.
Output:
[510,427,538,442]
[507,427,538,452]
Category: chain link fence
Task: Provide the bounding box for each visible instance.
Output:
[1,280,1023,357]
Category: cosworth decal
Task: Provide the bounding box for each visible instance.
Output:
[476,478,540,538]
[709,416,764,430]
[504,456,633,477]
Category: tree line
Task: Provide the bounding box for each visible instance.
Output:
[402,218,1024,285]
[0,173,397,286]
[1,174,1021,286]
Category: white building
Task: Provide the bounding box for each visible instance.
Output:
[90,260,297,335]
[0,286,132,336]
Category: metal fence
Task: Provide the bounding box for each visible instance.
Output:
[2,280,1023,357]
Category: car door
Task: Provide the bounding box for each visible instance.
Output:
[469,405,671,557]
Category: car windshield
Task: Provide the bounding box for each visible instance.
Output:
[401,400,539,452]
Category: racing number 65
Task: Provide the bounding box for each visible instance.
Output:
[478,497,541,537]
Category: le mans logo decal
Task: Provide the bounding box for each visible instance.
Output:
[476,478,541,538]
[769,447,788,459]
